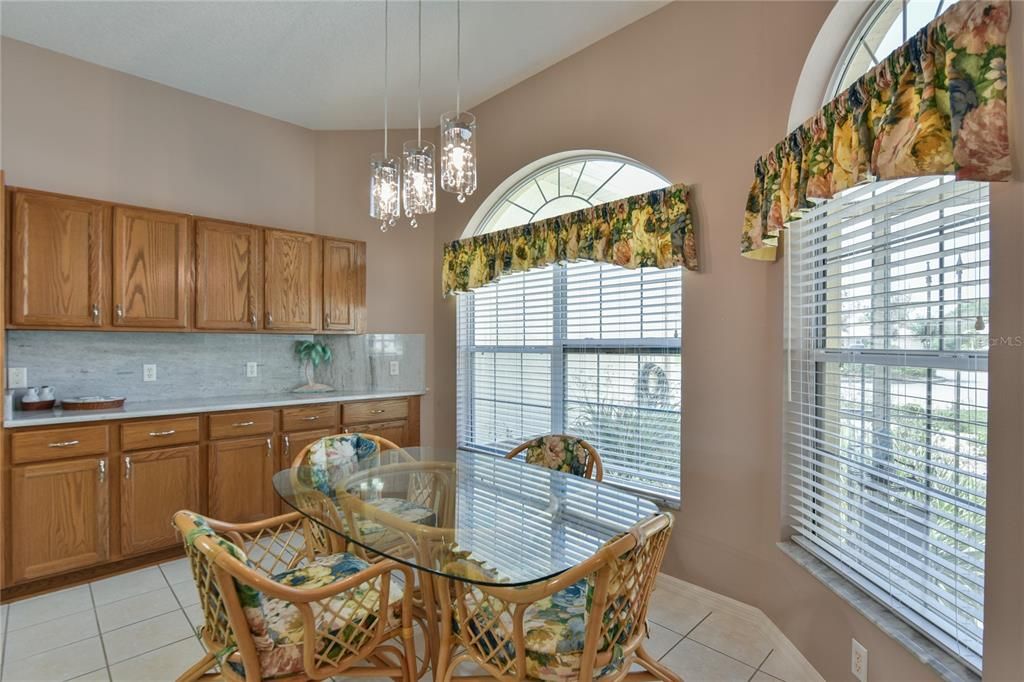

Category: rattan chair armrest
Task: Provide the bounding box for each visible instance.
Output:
[199,510,306,535]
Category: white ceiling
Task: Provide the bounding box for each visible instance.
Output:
[0,0,666,130]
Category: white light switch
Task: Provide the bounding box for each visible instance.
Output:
[143,364,157,382]
[7,368,27,389]
[389,361,400,376]
[246,362,259,378]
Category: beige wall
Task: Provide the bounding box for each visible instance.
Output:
[431,2,1024,680]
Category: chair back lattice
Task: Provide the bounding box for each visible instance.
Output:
[448,513,673,679]
[506,434,604,481]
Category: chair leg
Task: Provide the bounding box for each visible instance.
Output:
[634,644,682,682]
[176,651,218,682]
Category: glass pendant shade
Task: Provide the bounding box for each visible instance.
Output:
[370,153,401,231]
[440,111,477,202]
[402,140,436,226]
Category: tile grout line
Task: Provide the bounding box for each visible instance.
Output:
[748,648,774,682]
[160,562,200,639]
[88,584,114,682]
[656,610,712,661]
[108,634,198,672]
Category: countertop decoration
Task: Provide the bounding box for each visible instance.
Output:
[293,340,335,393]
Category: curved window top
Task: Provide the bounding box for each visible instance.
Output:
[828,0,960,99]
[464,151,669,238]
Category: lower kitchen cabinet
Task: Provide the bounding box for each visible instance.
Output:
[354,420,409,447]
[10,457,110,582]
[209,436,276,523]
[281,428,332,469]
[120,446,200,556]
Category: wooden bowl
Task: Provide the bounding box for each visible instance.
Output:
[61,396,126,411]
[20,399,56,411]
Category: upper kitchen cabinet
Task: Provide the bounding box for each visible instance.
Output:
[9,190,109,328]
[195,218,262,330]
[112,206,191,329]
[323,238,366,333]
[264,229,321,332]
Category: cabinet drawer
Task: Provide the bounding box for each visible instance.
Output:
[209,409,275,439]
[11,425,110,464]
[281,404,339,432]
[342,399,408,425]
[121,416,200,451]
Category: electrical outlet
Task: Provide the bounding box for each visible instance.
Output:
[389,360,400,376]
[851,639,867,682]
[246,362,259,378]
[7,367,27,389]
[143,364,158,382]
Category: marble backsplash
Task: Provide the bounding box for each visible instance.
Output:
[6,331,425,403]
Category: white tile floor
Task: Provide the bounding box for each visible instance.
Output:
[0,560,822,682]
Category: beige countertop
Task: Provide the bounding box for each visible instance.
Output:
[4,389,425,428]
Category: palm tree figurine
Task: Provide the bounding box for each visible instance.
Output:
[293,340,335,393]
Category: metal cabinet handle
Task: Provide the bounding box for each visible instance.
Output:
[124,456,132,479]
[98,459,106,483]
[149,429,176,437]
[369,409,385,415]
[250,311,257,327]
[115,304,124,320]
[91,304,100,323]
[48,440,80,448]
[233,420,255,427]
[325,313,331,327]
[265,438,273,457]
[283,435,290,457]
[265,312,273,327]
[301,415,319,421]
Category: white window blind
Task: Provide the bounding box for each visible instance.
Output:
[457,261,682,504]
[786,175,989,671]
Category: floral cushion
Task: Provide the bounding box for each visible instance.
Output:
[462,579,625,681]
[227,552,404,678]
[520,436,591,478]
[303,434,379,496]
[355,497,437,547]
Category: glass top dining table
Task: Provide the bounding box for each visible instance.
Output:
[273,447,659,588]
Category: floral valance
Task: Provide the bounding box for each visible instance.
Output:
[442,182,698,296]
[741,0,1011,261]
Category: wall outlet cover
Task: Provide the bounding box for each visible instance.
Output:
[389,360,400,376]
[246,362,259,378]
[7,367,27,389]
[851,638,867,682]
[143,364,158,382]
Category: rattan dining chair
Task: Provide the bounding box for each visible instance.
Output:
[173,510,417,682]
[435,512,679,682]
[506,434,604,481]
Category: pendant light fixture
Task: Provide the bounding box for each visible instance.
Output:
[402,0,436,228]
[370,0,400,232]
[440,0,477,203]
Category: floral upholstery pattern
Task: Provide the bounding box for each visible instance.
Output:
[442,183,698,296]
[227,552,404,678]
[519,436,592,478]
[354,496,438,547]
[742,0,1012,261]
[302,434,379,496]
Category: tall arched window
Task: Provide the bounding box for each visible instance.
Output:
[786,0,987,672]
[457,151,682,505]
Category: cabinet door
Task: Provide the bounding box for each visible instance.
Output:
[195,219,262,330]
[322,239,366,333]
[121,446,200,556]
[10,457,109,582]
[112,206,191,328]
[349,420,409,448]
[281,428,332,470]
[264,230,321,331]
[9,191,108,328]
[209,436,276,523]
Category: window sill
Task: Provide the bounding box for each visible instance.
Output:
[777,540,980,682]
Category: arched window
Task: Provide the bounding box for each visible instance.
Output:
[457,151,682,505]
[786,1,987,673]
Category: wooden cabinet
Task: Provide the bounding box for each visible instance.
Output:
[9,190,109,328]
[343,399,409,426]
[111,206,191,328]
[121,446,200,556]
[195,218,262,330]
[281,428,332,469]
[281,404,338,432]
[353,420,409,447]
[322,239,366,333]
[264,229,321,331]
[209,409,275,440]
[121,416,200,451]
[10,424,110,464]
[208,436,276,523]
[10,457,109,582]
